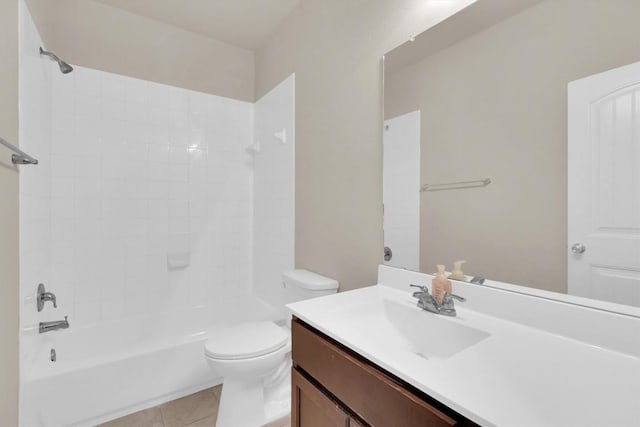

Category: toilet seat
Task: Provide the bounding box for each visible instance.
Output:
[205,321,288,360]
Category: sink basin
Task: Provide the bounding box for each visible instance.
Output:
[331,297,490,359]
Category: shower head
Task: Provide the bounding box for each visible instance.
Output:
[39,47,73,74]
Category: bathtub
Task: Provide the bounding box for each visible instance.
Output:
[20,297,283,427]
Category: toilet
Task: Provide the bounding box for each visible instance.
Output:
[204,269,339,427]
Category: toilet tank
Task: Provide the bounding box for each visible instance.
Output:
[282,269,339,303]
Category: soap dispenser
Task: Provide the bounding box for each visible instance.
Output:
[432,265,451,305]
[449,260,467,282]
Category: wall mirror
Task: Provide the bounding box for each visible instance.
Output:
[383,0,640,313]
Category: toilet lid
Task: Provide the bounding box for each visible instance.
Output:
[204,321,289,360]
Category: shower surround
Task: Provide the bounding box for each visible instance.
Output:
[43,65,254,325]
[19,2,295,425]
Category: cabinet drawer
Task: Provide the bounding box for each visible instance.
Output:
[292,319,459,427]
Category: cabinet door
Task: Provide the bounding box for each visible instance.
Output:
[292,368,350,427]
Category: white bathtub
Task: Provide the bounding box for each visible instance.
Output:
[20,297,283,427]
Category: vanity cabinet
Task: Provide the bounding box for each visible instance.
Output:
[291,317,477,427]
[292,368,363,427]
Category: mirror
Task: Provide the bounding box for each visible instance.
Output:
[383,0,640,310]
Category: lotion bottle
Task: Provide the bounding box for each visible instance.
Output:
[432,264,451,305]
[448,260,467,282]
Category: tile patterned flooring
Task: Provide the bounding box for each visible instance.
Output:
[100,386,221,427]
[100,385,290,427]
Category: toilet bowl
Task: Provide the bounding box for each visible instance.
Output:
[204,270,339,427]
[205,322,291,427]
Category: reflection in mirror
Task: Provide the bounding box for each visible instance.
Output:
[383,111,420,271]
[383,0,640,309]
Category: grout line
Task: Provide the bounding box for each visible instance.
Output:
[158,405,167,427]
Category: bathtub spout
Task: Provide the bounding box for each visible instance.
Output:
[39,316,69,333]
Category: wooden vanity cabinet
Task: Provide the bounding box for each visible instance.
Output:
[292,368,364,427]
[291,317,478,427]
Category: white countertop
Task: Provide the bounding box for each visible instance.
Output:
[287,283,640,427]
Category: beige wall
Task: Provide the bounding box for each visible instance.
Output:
[255,0,475,292]
[25,0,255,101]
[385,0,640,292]
[0,0,20,423]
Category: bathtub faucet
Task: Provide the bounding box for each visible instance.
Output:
[39,316,69,334]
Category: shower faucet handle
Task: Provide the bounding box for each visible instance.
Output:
[37,283,57,312]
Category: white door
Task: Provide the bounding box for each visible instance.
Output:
[568,61,640,307]
[383,111,421,271]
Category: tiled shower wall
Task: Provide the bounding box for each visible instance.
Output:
[19,0,52,331]
[46,67,253,326]
[20,2,294,336]
[252,75,295,310]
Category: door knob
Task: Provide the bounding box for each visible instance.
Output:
[571,243,586,254]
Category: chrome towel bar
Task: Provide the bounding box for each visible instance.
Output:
[0,136,39,165]
[421,178,491,192]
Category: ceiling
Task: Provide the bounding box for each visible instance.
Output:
[93,0,300,50]
[385,0,543,75]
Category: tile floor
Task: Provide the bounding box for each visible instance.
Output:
[100,385,290,427]
[100,386,221,427]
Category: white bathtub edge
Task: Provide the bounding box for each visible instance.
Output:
[73,377,223,427]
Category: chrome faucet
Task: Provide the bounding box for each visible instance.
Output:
[37,283,57,312]
[39,316,69,334]
[409,284,466,317]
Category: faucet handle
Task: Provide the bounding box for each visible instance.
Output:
[37,283,57,312]
[450,293,466,302]
[409,284,429,298]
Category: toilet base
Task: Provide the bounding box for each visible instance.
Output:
[215,359,292,427]
[216,377,265,427]
[264,358,291,424]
